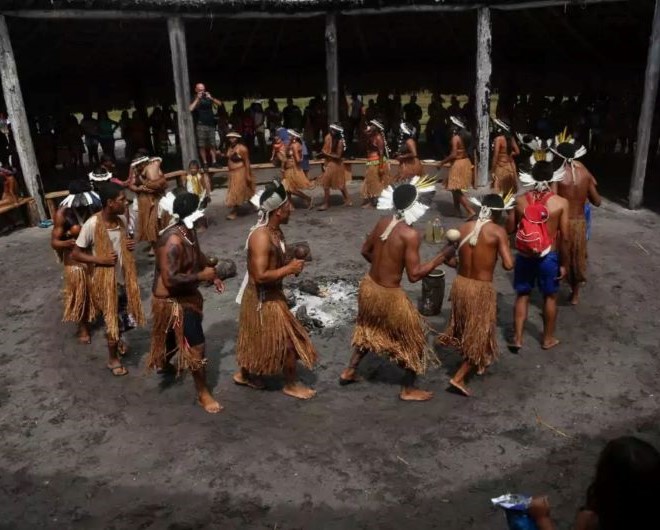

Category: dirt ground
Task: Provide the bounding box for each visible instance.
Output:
[1,169,659,530]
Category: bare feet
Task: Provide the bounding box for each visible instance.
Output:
[77,333,91,344]
[542,338,560,350]
[283,382,316,400]
[107,363,128,377]
[198,392,223,414]
[317,204,329,211]
[306,197,314,210]
[344,200,353,207]
[117,339,128,356]
[339,368,362,386]
[507,341,522,353]
[570,292,580,305]
[448,379,471,397]
[399,387,434,401]
[361,202,375,209]
[226,213,237,221]
[232,371,265,390]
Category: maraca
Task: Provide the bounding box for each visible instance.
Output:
[294,245,310,260]
[446,228,461,243]
[67,224,81,239]
[206,256,219,267]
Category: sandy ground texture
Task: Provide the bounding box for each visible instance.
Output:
[1,173,659,530]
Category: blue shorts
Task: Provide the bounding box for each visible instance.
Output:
[514,252,560,296]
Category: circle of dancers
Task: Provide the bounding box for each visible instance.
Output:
[51,117,601,412]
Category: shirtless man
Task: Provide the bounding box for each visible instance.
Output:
[553,138,601,305]
[130,156,167,255]
[341,177,455,400]
[491,118,520,196]
[438,117,476,217]
[395,122,423,182]
[51,180,102,344]
[148,192,224,414]
[318,123,352,211]
[509,161,569,351]
[438,194,514,396]
[361,119,389,208]
[234,180,317,399]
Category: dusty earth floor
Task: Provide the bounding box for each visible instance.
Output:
[1,170,659,530]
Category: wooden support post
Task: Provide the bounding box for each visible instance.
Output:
[475,7,492,188]
[325,13,339,124]
[629,0,660,210]
[0,15,46,220]
[167,17,196,168]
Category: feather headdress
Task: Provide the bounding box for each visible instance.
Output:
[492,118,511,133]
[130,156,150,168]
[519,163,565,192]
[550,127,587,184]
[158,192,206,235]
[329,123,344,134]
[60,190,101,210]
[461,192,516,248]
[368,119,385,132]
[450,116,466,130]
[516,133,555,164]
[400,122,414,137]
[377,175,437,240]
[88,168,112,182]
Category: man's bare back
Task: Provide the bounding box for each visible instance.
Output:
[363,216,452,288]
[455,221,513,282]
[556,162,601,219]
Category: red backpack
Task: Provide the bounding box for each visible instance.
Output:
[515,192,554,256]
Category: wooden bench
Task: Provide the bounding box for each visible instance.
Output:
[44,190,69,220]
[0,197,39,227]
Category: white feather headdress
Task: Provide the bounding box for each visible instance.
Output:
[492,118,511,133]
[550,128,587,184]
[60,190,101,210]
[377,175,437,240]
[461,192,516,248]
[130,156,150,168]
[516,133,555,164]
[519,165,565,191]
[88,169,112,182]
[450,116,466,129]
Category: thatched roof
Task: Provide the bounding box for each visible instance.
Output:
[1,1,655,113]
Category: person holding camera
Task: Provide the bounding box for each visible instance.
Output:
[189,83,222,170]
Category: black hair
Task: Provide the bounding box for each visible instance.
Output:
[531,161,554,182]
[188,159,200,168]
[458,128,473,157]
[100,154,113,164]
[68,179,92,195]
[393,184,417,210]
[556,142,578,160]
[260,180,286,206]
[482,194,505,209]
[173,192,199,219]
[97,182,123,207]
[171,186,187,197]
[136,148,149,157]
[588,436,660,530]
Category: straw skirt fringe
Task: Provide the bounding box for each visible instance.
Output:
[148,294,206,374]
[396,158,424,182]
[226,166,256,207]
[567,218,588,284]
[136,193,159,243]
[361,163,388,199]
[437,275,498,372]
[236,283,317,375]
[321,160,352,189]
[446,158,473,190]
[283,166,313,193]
[62,265,93,323]
[492,161,518,196]
[351,275,436,375]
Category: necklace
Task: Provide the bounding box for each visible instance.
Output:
[177,225,195,246]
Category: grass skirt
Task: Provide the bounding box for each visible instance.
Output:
[283,166,313,193]
[492,160,518,196]
[148,293,205,374]
[437,275,497,372]
[226,166,256,207]
[396,158,424,182]
[361,163,388,199]
[136,192,160,243]
[446,158,473,190]
[320,160,352,190]
[62,264,93,323]
[567,218,588,284]
[351,275,436,374]
[236,283,318,375]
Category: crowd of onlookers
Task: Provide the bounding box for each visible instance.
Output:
[0,89,658,177]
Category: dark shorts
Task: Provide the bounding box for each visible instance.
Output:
[195,124,216,148]
[514,252,560,296]
[166,308,205,350]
